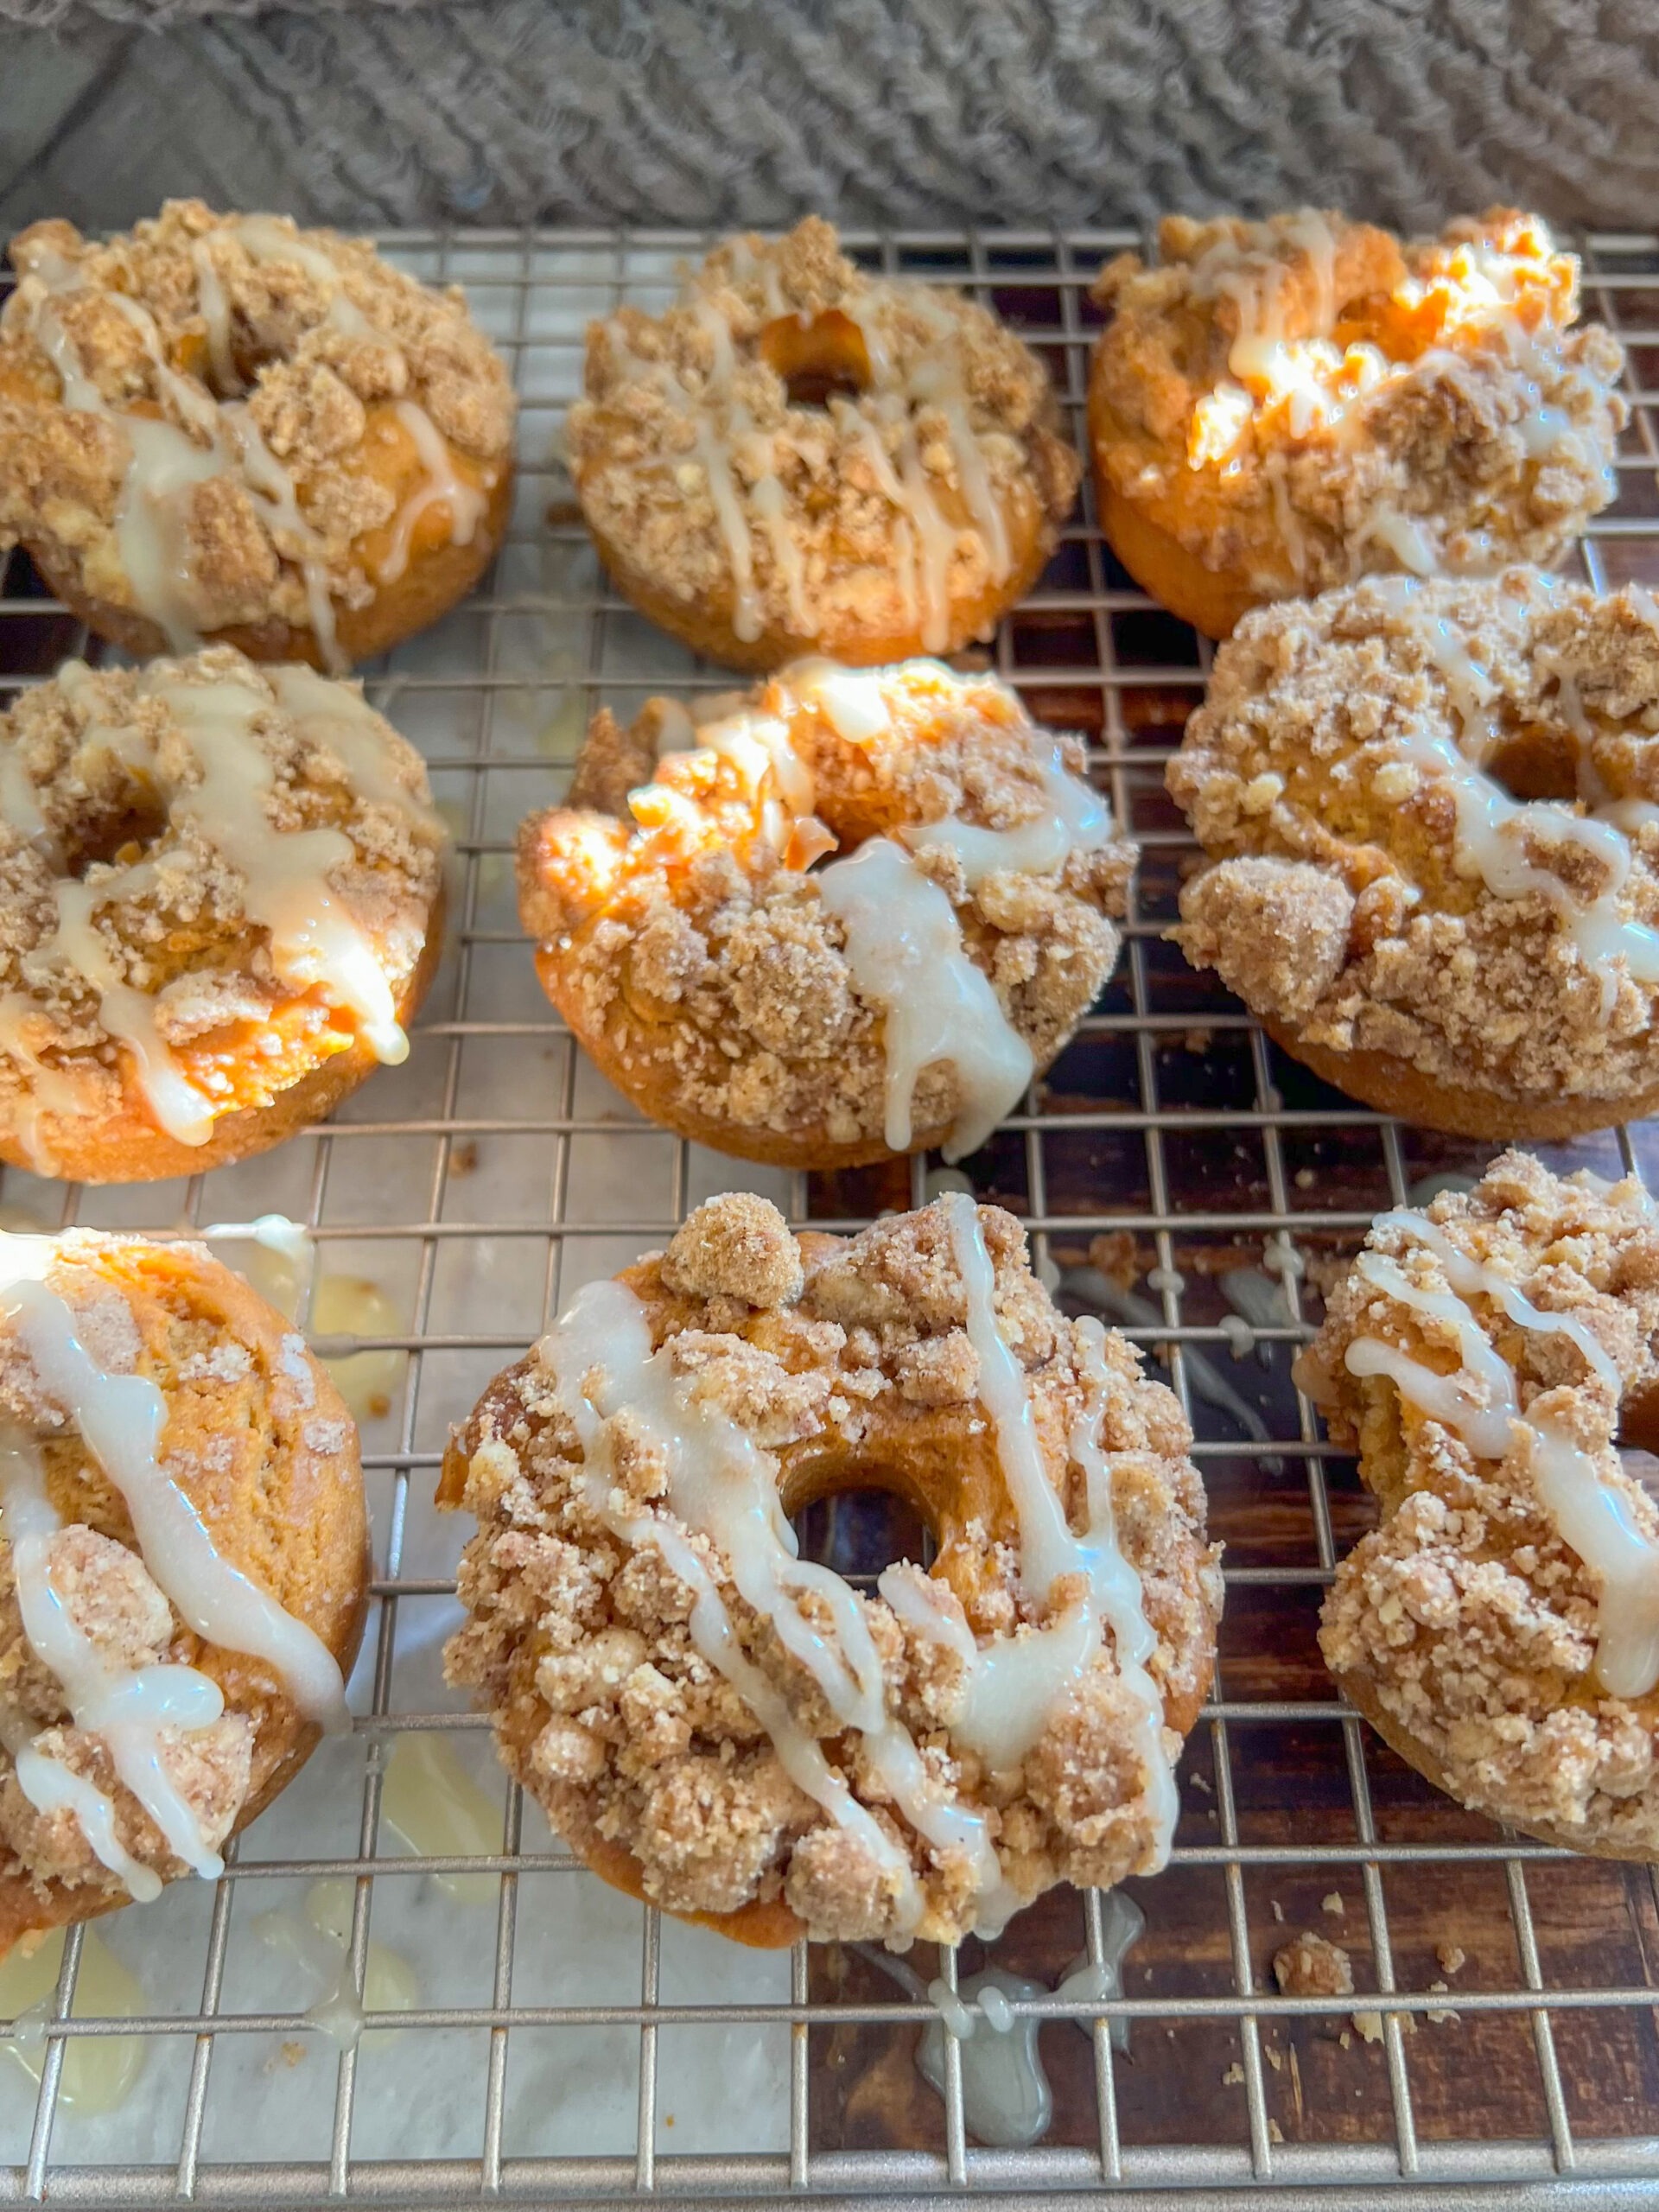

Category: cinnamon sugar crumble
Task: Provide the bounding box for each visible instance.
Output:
[518,661,1134,1157]
[1303,1151,1659,1853]
[1273,1930,1354,1998]
[0,648,445,1132]
[1170,570,1659,1108]
[442,1195,1221,1943]
[1091,207,1624,594]
[567,216,1078,640]
[0,201,515,634]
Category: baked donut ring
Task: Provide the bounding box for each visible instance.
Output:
[1089,207,1625,639]
[0,201,515,671]
[1169,569,1659,1140]
[0,1226,367,1954]
[566,218,1079,670]
[517,658,1134,1169]
[1297,1151,1659,1859]
[441,1191,1221,1944]
[0,647,448,1184]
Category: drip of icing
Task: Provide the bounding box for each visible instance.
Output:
[1354,505,1439,577]
[255,1880,418,2050]
[378,1732,502,1904]
[149,673,410,1064]
[917,1969,1049,2145]
[0,1258,351,1731]
[946,1197,1176,1862]
[784,659,893,745]
[908,749,1113,886]
[0,1425,226,1882]
[816,837,1033,1162]
[0,1924,146,2113]
[1346,1214,1659,1697]
[376,401,489,585]
[538,1275,1010,1936]
[190,242,239,395]
[1375,579,1659,1015]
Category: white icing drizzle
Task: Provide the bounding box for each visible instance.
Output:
[945,1197,1176,1861]
[1346,1211,1659,1698]
[1354,505,1439,578]
[375,400,489,585]
[538,1275,1004,1934]
[784,659,893,745]
[817,837,1033,1162]
[0,1424,226,1882]
[189,243,239,396]
[909,747,1113,886]
[1376,578,1659,1015]
[0,1243,351,1732]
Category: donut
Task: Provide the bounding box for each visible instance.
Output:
[1296,1151,1659,1859]
[441,1191,1220,1944]
[517,658,1134,1169]
[0,201,516,671]
[1167,569,1659,1140]
[1089,207,1626,639]
[0,646,448,1184]
[0,1226,368,1953]
[565,218,1079,671]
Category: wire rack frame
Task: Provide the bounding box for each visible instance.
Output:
[0,222,1657,2210]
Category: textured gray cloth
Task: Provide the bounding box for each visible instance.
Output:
[5,1,1659,238]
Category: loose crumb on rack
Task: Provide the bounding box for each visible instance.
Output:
[1273,1931,1353,1998]
[1271,1898,1285,1923]
[1436,1942,1467,1977]
[1268,2118,1286,2144]
[1222,2061,1245,2085]
[1320,1891,1344,1917]
[1426,1980,1458,2025]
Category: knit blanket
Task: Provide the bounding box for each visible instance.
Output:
[6,0,1659,235]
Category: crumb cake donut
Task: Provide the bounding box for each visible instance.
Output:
[1090,208,1625,638]
[0,1226,367,1952]
[442,1192,1220,1944]
[518,658,1134,1168]
[1168,569,1659,1139]
[1297,1152,1659,1859]
[0,647,448,1183]
[0,201,516,671]
[566,218,1079,670]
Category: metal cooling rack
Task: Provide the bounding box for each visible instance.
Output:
[3,223,1659,2209]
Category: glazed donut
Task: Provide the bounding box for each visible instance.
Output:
[0,201,516,671]
[566,218,1079,671]
[517,658,1134,1169]
[0,646,447,1184]
[0,1226,367,1953]
[441,1191,1220,1944]
[1168,569,1659,1140]
[1089,207,1625,639]
[1297,1151,1659,1859]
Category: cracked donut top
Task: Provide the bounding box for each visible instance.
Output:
[0,647,447,1171]
[1091,208,1625,596]
[518,658,1135,1164]
[0,201,516,670]
[567,217,1079,655]
[1297,1150,1659,1853]
[442,1192,1220,1944]
[1169,569,1659,1110]
[0,1229,364,1928]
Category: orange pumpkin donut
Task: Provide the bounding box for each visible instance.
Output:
[1299,1152,1659,1859]
[0,201,516,671]
[516,658,1134,1169]
[0,1226,368,1955]
[0,647,448,1183]
[566,218,1079,671]
[1089,207,1625,639]
[441,1192,1221,1944]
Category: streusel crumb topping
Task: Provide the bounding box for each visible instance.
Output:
[1092,208,1625,594]
[1170,569,1659,1106]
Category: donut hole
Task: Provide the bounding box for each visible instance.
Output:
[787,1478,934,1578]
[760,310,873,410]
[1618,1389,1659,1497]
[1484,721,1583,805]
[60,780,169,880]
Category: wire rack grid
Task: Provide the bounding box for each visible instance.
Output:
[2,221,1659,2210]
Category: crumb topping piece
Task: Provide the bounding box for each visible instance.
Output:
[1092,208,1625,596]
[0,647,446,1170]
[0,202,516,667]
[568,217,1078,653]
[518,658,1134,1164]
[1302,1150,1659,1853]
[1170,569,1659,1109]
[442,1193,1221,1944]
